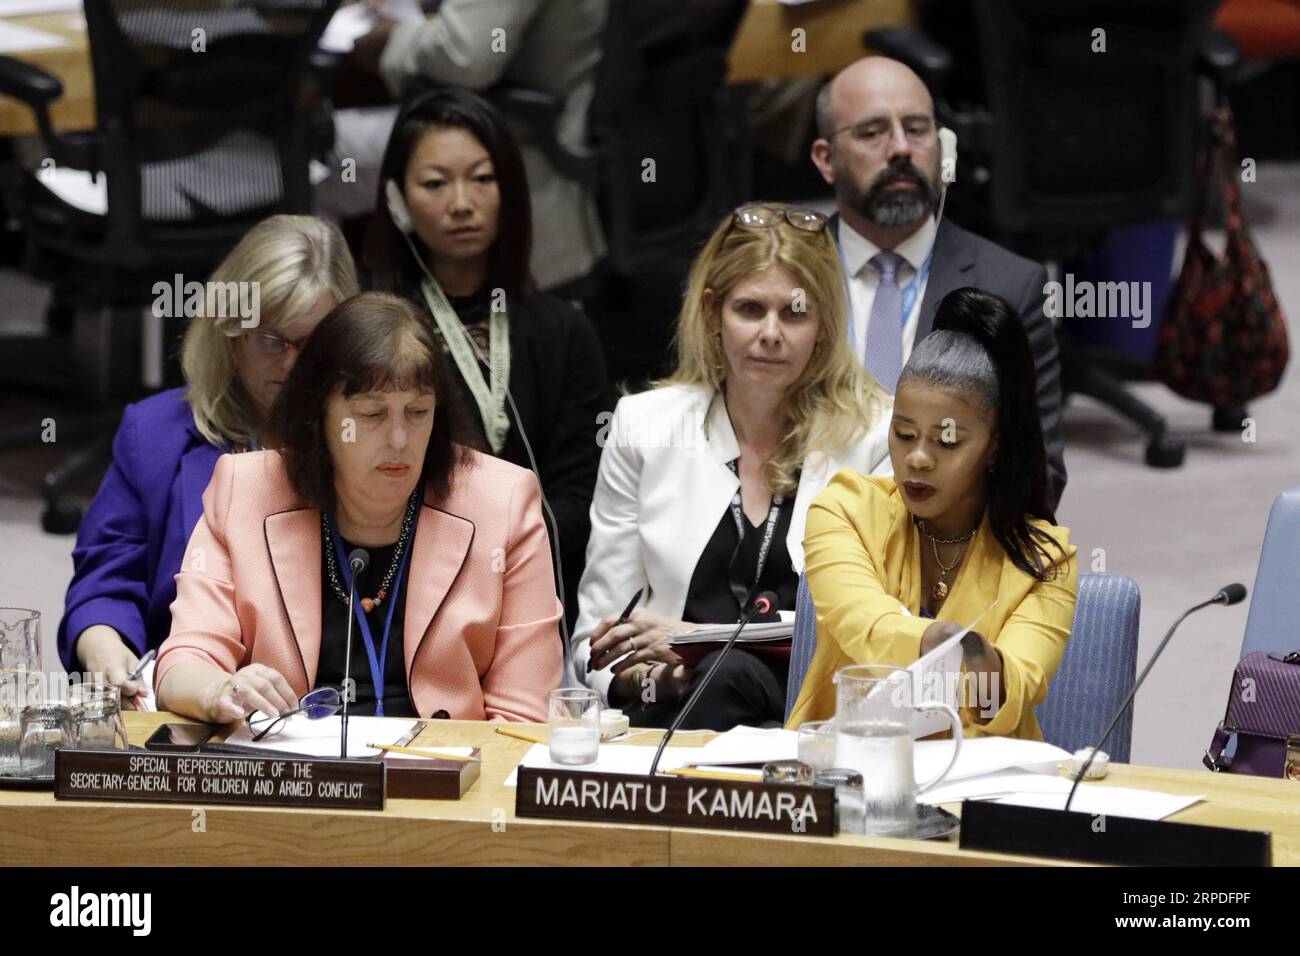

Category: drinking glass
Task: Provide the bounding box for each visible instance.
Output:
[19,703,72,776]
[832,664,962,835]
[796,719,836,771]
[0,608,43,774]
[548,688,600,766]
[70,682,129,752]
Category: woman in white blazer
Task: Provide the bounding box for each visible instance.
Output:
[574,203,892,730]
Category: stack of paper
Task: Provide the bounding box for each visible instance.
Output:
[684,727,1200,822]
[223,714,420,758]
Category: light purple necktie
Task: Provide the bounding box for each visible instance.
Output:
[864,251,905,393]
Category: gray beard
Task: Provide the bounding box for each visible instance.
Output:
[857,187,932,228]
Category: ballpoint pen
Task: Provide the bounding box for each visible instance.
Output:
[588,587,644,673]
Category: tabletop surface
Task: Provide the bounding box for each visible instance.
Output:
[1,712,1296,866]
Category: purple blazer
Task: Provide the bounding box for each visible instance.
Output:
[57,387,223,670]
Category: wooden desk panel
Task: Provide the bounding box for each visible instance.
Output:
[0,712,1295,866]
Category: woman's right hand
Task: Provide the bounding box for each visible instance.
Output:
[919,620,964,657]
[75,625,149,710]
[200,664,299,725]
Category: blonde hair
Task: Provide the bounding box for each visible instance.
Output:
[661,203,890,495]
[181,215,360,449]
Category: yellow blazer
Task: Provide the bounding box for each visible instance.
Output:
[787,473,1077,739]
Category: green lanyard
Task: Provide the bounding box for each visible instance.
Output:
[420,277,511,454]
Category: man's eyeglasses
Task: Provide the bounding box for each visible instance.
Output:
[732,203,829,233]
[831,116,937,150]
[245,330,308,355]
[246,686,343,742]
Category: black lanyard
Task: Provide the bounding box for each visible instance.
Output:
[725,459,784,617]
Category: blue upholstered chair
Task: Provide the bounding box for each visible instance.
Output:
[1036,574,1141,763]
[785,572,1141,763]
[1239,486,1300,658]
[785,573,819,722]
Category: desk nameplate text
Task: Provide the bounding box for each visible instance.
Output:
[516,766,836,837]
[54,749,384,811]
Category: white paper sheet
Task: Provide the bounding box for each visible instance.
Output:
[223,714,420,758]
[504,743,696,786]
[0,18,66,52]
[920,768,1072,805]
[669,620,794,644]
[907,600,998,736]
[994,786,1205,822]
[915,736,1069,784]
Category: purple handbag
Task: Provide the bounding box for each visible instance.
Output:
[1204,650,1300,777]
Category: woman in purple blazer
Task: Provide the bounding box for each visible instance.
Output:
[58,216,359,705]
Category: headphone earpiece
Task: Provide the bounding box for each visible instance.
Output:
[938,127,958,187]
[385,179,414,234]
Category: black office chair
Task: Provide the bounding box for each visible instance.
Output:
[474,0,749,385]
[0,0,340,532]
[485,0,750,278]
[869,0,1237,468]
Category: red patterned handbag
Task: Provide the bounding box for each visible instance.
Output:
[1155,108,1289,406]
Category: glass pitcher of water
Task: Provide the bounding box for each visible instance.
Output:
[1,609,44,775]
[833,664,962,835]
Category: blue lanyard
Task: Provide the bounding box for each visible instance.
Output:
[840,236,936,351]
[329,529,412,718]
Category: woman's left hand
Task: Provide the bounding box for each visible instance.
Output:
[588,608,692,675]
[960,630,1006,719]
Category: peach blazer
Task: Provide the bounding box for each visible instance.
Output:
[156,449,563,722]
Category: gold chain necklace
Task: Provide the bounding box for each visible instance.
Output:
[917,519,977,603]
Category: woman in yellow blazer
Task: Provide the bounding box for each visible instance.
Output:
[788,288,1077,740]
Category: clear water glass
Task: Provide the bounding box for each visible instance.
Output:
[548,688,600,766]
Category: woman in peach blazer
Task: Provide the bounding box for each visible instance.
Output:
[156,293,562,724]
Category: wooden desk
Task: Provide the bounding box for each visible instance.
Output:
[727,0,913,84]
[0,11,93,138]
[0,1,911,139]
[0,712,1295,866]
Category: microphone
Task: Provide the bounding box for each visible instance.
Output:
[647,590,778,777]
[340,547,369,759]
[1064,582,1247,810]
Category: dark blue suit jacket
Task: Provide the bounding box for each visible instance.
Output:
[57,387,224,670]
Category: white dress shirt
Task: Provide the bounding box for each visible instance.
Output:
[838,216,938,374]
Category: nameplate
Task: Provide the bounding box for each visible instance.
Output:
[515,767,836,837]
[54,749,385,811]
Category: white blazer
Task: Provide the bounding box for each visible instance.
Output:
[573,382,892,701]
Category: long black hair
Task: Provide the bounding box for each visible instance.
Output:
[900,287,1068,582]
[363,87,535,303]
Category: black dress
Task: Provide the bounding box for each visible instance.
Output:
[626,488,799,733]
[431,289,611,632]
[316,537,417,719]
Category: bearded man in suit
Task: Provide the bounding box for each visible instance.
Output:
[811,56,1066,509]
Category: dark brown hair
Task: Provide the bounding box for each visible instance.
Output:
[268,292,475,509]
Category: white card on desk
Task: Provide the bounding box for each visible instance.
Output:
[994,786,1204,822]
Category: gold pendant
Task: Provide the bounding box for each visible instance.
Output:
[932,580,949,602]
